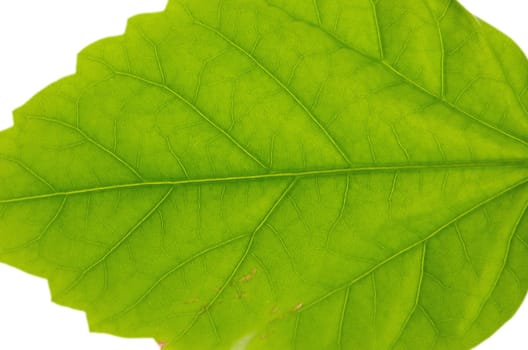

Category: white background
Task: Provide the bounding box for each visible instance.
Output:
[0,1,526,349]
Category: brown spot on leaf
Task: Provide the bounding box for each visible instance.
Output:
[239,267,257,283]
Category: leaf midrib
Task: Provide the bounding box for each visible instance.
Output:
[1,159,527,204]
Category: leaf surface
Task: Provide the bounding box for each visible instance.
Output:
[1,0,528,349]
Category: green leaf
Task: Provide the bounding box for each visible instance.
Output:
[1,0,527,349]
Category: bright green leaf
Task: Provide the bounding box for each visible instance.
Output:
[1,0,527,349]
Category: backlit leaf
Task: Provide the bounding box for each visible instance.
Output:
[1,0,527,349]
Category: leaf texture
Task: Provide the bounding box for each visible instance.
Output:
[1,0,528,349]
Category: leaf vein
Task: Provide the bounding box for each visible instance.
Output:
[465,199,528,331]
[114,71,269,169]
[191,18,352,166]
[27,115,145,181]
[177,179,297,339]
[299,177,528,314]
[337,286,350,350]
[0,155,56,191]
[58,187,174,298]
[261,2,528,148]
[1,160,526,204]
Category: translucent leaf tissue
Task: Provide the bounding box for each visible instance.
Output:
[0,0,527,349]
